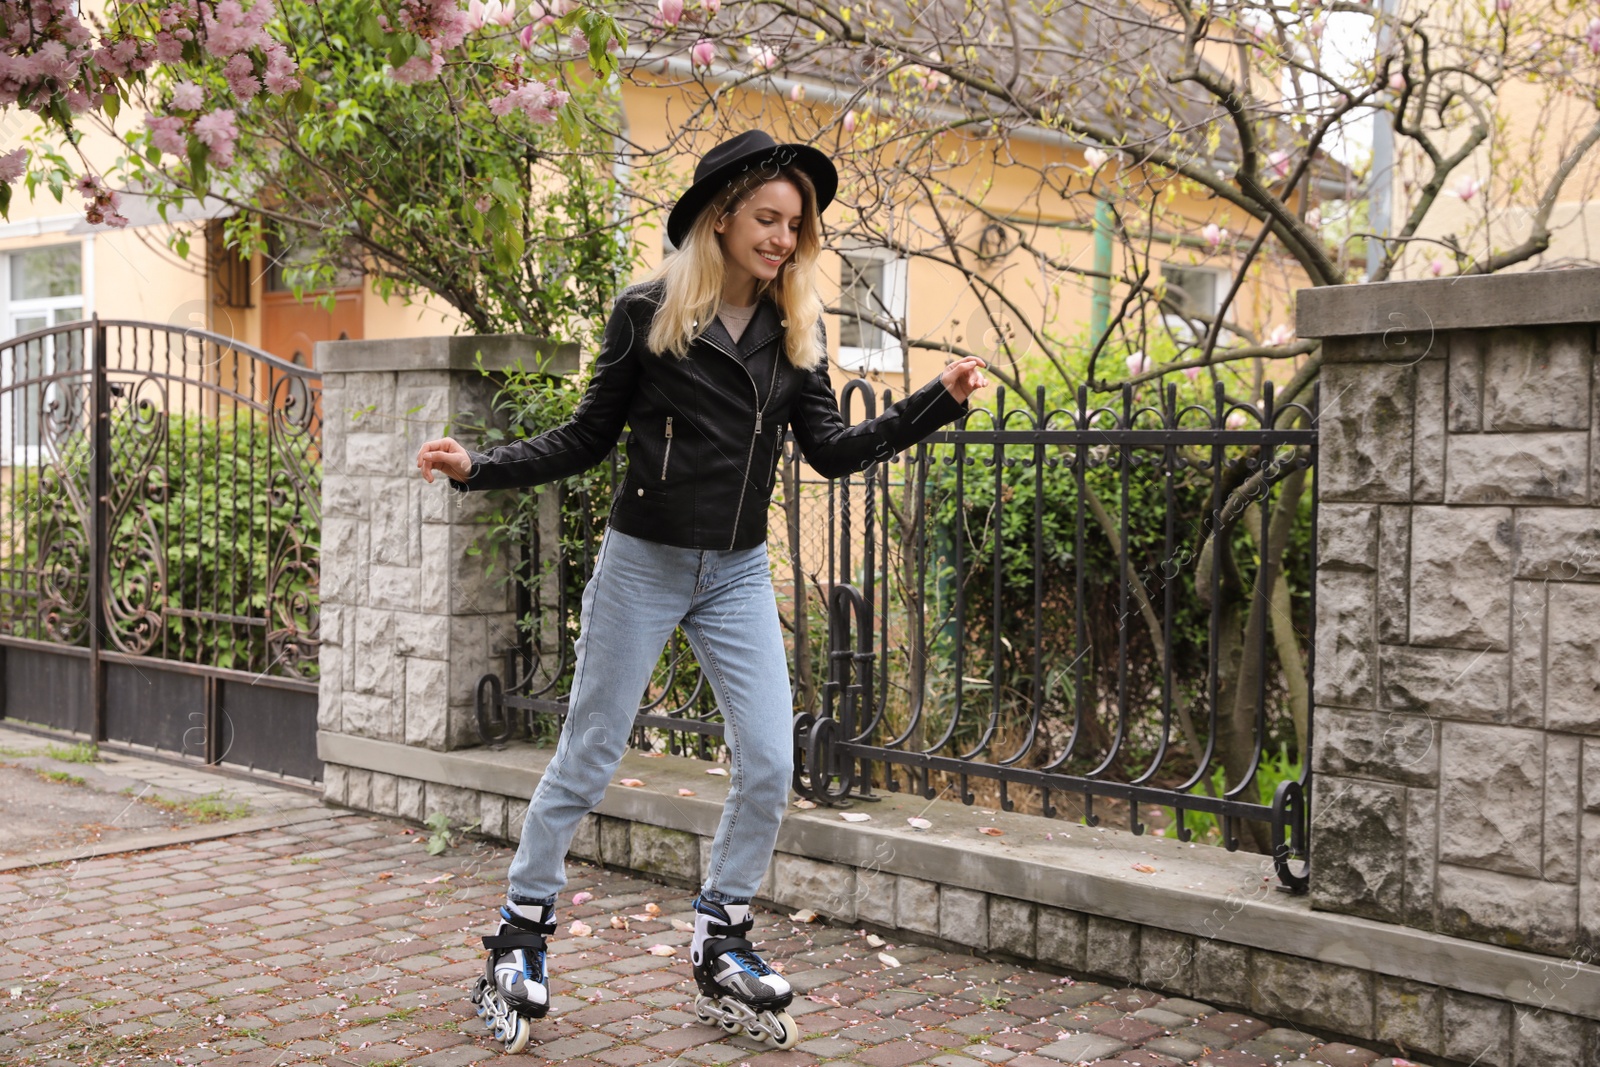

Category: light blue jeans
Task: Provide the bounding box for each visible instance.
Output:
[507,527,793,907]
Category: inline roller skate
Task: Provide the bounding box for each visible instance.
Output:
[470,899,557,1053]
[688,896,799,1049]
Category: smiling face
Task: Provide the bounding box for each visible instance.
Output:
[714,178,804,305]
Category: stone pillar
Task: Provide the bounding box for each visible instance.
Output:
[1298,270,1600,963]
[314,335,577,764]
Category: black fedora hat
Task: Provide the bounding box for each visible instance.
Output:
[666,130,838,248]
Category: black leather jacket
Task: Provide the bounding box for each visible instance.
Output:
[454,280,968,551]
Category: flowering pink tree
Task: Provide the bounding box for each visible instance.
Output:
[2,0,630,335]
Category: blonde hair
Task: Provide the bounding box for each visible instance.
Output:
[646,165,825,371]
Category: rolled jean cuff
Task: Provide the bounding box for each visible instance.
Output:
[698,888,752,905]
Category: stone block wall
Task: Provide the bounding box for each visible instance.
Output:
[315,335,576,753]
[1299,273,1600,967]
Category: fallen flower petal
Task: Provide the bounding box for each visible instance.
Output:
[610,915,629,930]
[1132,863,1157,873]
[840,812,871,823]
[619,778,645,787]
[569,921,593,937]
[645,902,662,916]
[678,788,696,796]
[572,891,594,905]
[647,944,676,956]
[978,827,1004,837]
[866,934,886,948]
[671,918,695,932]
[878,952,901,967]
[706,767,729,776]
[790,908,818,923]
[794,799,817,809]
[907,817,932,830]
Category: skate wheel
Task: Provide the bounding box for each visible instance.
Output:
[694,1001,716,1025]
[506,1014,531,1054]
[767,1011,799,1050]
[718,1015,744,1035]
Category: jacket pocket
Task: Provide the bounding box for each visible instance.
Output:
[660,416,674,481]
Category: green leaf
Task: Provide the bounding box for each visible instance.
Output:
[490,176,518,203]
[0,183,10,218]
[103,93,120,121]
[186,139,210,191]
[358,9,386,47]
[174,235,190,259]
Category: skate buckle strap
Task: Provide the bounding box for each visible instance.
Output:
[480,927,550,953]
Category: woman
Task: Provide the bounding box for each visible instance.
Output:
[416,130,987,1051]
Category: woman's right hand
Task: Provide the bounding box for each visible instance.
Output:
[416,437,473,484]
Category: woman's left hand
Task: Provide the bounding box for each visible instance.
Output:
[941,356,990,404]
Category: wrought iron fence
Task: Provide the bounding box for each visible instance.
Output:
[475,377,1316,891]
[790,380,1316,892]
[0,317,322,782]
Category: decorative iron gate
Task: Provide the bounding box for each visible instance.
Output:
[0,317,322,783]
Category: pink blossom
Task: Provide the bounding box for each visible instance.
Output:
[569,29,588,52]
[1266,149,1292,180]
[1082,147,1109,171]
[0,147,27,184]
[397,0,471,51]
[263,42,300,93]
[659,0,684,26]
[1202,222,1225,249]
[75,173,105,198]
[202,0,275,59]
[224,53,262,99]
[192,108,240,167]
[390,49,446,84]
[489,80,569,123]
[153,32,185,64]
[789,83,805,102]
[702,0,720,14]
[1266,323,1294,347]
[843,110,857,133]
[145,114,189,156]
[691,38,715,67]
[1182,365,1202,382]
[1125,351,1150,376]
[1589,18,1600,55]
[1496,0,1510,10]
[1305,207,1321,228]
[1452,175,1481,202]
[1225,410,1248,430]
[171,80,204,110]
[1429,258,1445,277]
[519,24,539,49]
[748,44,778,70]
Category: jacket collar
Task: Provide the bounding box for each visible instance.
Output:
[698,294,784,361]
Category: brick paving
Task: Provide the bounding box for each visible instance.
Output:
[0,812,1421,1067]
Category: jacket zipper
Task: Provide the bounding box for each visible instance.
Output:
[661,416,673,480]
[702,332,764,550]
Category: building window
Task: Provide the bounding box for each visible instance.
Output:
[837,251,907,373]
[264,228,363,293]
[1160,263,1225,346]
[3,243,87,464]
[1161,264,1220,317]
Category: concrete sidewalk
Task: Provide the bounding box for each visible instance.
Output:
[0,795,1422,1067]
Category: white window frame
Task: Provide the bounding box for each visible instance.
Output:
[1159,263,1226,347]
[1,240,92,466]
[836,249,908,374]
